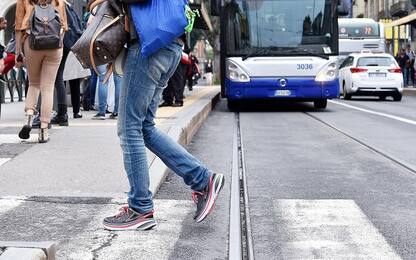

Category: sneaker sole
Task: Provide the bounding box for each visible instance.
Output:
[18,125,32,140]
[103,219,157,231]
[195,174,225,223]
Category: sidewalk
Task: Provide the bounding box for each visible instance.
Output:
[0,85,220,259]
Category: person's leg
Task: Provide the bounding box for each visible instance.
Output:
[39,48,63,130]
[160,79,174,106]
[96,65,109,117]
[112,72,122,115]
[171,64,184,105]
[69,78,81,116]
[52,47,70,125]
[403,67,408,86]
[89,70,97,108]
[18,40,43,139]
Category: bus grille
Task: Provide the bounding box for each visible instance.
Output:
[363,44,380,49]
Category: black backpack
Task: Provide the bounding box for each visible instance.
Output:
[29,1,62,50]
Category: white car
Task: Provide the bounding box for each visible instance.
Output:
[338,52,403,101]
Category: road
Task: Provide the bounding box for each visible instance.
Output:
[1,95,416,259]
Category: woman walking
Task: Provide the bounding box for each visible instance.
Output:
[15,0,67,142]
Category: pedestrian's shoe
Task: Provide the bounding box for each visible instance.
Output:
[109,112,118,119]
[192,173,225,223]
[73,113,83,119]
[38,127,49,143]
[92,113,105,120]
[51,113,69,126]
[159,101,173,107]
[172,101,183,107]
[18,114,34,140]
[103,206,156,231]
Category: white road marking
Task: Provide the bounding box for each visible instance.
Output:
[329,100,416,126]
[0,197,24,214]
[0,158,11,167]
[56,199,194,260]
[0,134,38,144]
[274,199,401,260]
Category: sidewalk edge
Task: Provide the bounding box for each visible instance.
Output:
[149,90,220,194]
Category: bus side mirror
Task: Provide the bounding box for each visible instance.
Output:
[211,0,221,16]
[337,0,350,16]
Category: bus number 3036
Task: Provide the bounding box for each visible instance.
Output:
[297,64,313,70]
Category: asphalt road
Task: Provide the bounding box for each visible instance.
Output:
[2,95,416,259]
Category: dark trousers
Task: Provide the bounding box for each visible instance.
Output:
[163,63,185,103]
[54,47,82,114]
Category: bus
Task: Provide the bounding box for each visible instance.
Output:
[211,0,349,110]
[338,18,386,56]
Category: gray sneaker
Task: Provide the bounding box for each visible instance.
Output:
[192,173,225,223]
[103,206,156,231]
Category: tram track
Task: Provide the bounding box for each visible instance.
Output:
[229,112,254,260]
[305,112,416,176]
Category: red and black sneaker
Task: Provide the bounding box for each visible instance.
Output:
[103,206,156,231]
[192,173,225,223]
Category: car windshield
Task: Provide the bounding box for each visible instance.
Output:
[224,0,336,56]
[357,57,395,67]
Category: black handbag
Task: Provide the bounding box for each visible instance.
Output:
[71,0,128,74]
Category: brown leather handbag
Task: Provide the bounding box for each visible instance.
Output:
[71,0,129,75]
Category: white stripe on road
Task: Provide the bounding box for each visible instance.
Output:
[57,199,194,260]
[0,158,11,167]
[274,199,401,259]
[0,197,24,214]
[329,100,416,126]
[0,134,38,144]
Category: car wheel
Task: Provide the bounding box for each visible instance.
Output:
[393,93,402,102]
[343,83,352,100]
[227,99,240,111]
[314,99,327,109]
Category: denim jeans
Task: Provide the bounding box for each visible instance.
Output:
[97,65,122,115]
[117,42,211,214]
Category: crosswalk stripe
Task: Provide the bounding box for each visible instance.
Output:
[0,134,38,144]
[0,158,11,167]
[274,199,401,259]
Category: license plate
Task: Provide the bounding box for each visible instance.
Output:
[369,73,386,77]
[276,90,291,96]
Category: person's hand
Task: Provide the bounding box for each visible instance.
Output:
[15,53,25,68]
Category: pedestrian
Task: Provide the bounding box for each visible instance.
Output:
[16,0,67,143]
[396,48,409,87]
[405,44,415,86]
[0,17,8,74]
[102,1,224,230]
[205,59,213,85]
[187,52,200,91]
[51,0,84,126]
[160,40,188,108]
[91,65,121,120]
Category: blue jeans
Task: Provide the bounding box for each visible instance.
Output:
[97,65,122,115]
[117,42,211,214]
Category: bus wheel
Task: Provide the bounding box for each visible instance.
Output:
[227,99,240,111]
[314,99,327,109]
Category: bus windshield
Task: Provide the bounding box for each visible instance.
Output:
[339,21,380,39]
[225,0,337,56]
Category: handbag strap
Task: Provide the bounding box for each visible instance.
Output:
[89,0,106,13]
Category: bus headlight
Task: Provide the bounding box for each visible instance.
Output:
[315,61,338,82]
[226,60,250,82]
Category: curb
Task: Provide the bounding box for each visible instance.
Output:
[149,89,220,194]
[0,241,56,260]
[403,88,416,97]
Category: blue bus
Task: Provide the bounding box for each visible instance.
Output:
[211,0,349,110]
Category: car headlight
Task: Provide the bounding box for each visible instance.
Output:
[315,61,338,82]
[226,60,250,82]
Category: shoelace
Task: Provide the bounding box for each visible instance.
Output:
[115,206,130,219]
[191,191,205,204]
